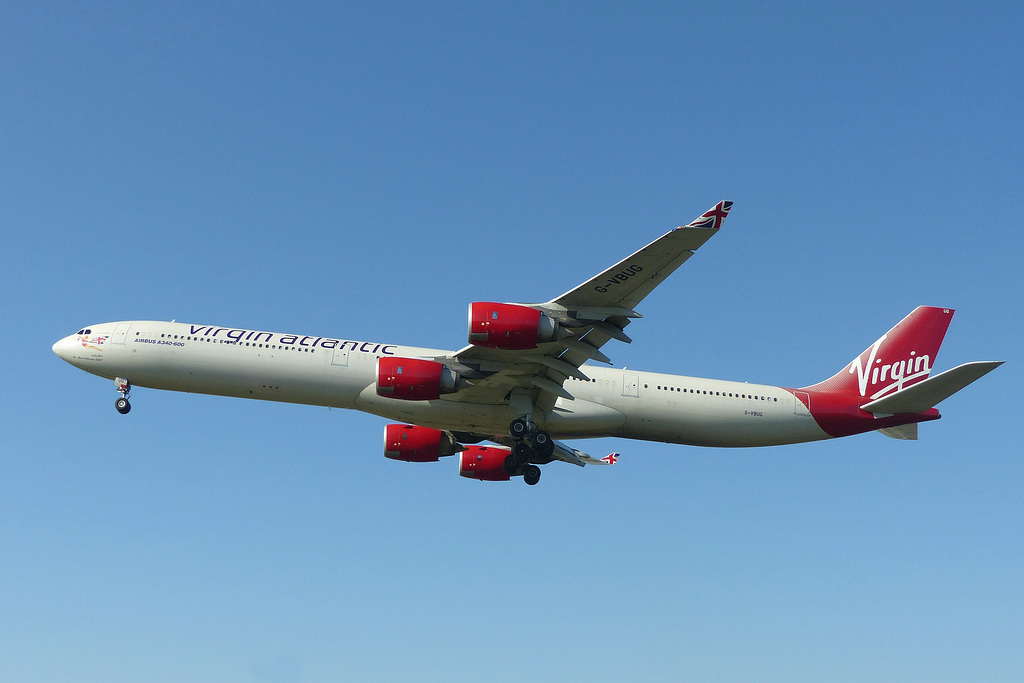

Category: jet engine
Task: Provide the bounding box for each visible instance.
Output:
[468,302,559,350]
[376,357,459,400]
[458,445,512,481]
[384,424,460,462]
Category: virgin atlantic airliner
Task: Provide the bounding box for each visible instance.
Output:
[53,201,1002,485]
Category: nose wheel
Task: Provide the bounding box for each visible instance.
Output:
[114,377,132,415]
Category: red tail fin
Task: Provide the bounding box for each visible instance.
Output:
[802,307,954,402]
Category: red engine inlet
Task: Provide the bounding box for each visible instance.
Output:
[468,302,559,350]
[458,445,512,481]
[384,424,459,462]
[377,357,459,400]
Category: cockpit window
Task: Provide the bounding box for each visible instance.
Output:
[76,328,92,335]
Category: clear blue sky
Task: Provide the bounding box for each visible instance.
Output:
[2,3,1021,681]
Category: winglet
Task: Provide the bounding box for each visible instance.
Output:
[682,200,733,230]
[599,452,620,465]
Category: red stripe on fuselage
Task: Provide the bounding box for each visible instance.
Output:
[783,387,940,438]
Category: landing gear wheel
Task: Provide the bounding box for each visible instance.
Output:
[530,430,554,457]
[509,418,529,439]
[113,377,132,415]
[512,442,532,465]
[523,465,541,486]
[503,454,519,475]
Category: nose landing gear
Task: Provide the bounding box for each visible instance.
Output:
[114,377,132,415]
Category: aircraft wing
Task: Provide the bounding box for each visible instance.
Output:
[548,199,733,312]
[442,201,733,414]
[546,442,620,468]
[483,434,621,468]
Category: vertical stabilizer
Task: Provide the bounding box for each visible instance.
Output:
[802,306,954,402]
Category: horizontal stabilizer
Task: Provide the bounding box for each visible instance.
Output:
[861,361,1003,414]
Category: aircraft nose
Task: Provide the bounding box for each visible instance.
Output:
[52,335,75,361]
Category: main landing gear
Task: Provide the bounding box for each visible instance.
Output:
[114,377,132,414]
[503,417,554,485]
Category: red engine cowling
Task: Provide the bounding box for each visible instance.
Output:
[458,445,512,481]
[383,424,459,462]
[468,302,559,350]
[377,357,459,400]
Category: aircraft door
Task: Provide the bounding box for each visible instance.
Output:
[331,347,349,367]
[111,322,132,345]
[622,373,639,398]
[793,391,811,416]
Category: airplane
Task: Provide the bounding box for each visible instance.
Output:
[52,201,1002,485]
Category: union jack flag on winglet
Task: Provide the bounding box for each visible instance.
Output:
[684,200,733,230]
[601,452,620,465]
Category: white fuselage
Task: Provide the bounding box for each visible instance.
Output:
[53,320,831,448]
